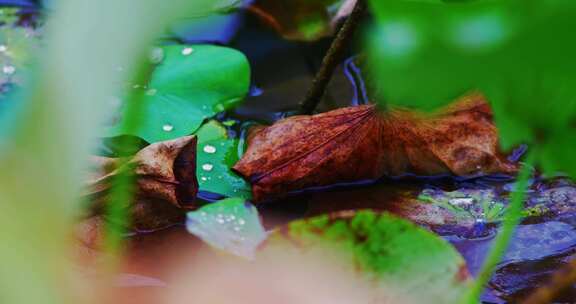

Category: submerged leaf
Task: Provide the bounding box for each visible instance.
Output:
[87,136,198,231]
[264,210,471,303]
[186,197,267,259]
[234,93,516,201]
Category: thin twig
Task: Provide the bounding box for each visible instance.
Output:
[521,256,576,304]
[298,0,367,115]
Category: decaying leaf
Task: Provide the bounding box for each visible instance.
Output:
[234,93,517,201]
[86,136,198,231]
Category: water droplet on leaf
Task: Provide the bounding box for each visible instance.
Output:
[203,145,217,154]
[202,163,214,171]
[181,47,194,56]
[162,124,174,132]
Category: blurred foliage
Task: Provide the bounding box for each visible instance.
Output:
[367,0,576,178]
[0,1,216,303]
[105,44,250,143]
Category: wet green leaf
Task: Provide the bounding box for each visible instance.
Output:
[266,210,471,303]
[106,44,250,143]
[186,197,267,259]
[196,120,252,199]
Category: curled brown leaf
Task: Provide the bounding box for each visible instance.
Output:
[86,136,198,231]
[234,93,517,201]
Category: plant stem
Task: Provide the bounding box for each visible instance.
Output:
[464,152,535,303]
[521,257,576,304]
[298,0,367,115]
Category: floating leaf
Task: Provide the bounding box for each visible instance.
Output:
[106,44,250,143]
[196,120,252,200]
[186,197,267,259]
[234,93,516,201]
[264,210,471,303]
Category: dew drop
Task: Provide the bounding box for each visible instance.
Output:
[202,163,214,171]
[201,177,207,182]
[162,124,174,132]
[2,65,15,75]
[238,219,245,225]
[203,145,217,154]
[146,88,157,96]
[182,47,194,56]
[0,45,7,53]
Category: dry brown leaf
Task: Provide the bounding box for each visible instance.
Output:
[86,136,198,231]
[233,93,517,201]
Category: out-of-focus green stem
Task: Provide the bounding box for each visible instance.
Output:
[103,56,154,256]
[464,152,535,303]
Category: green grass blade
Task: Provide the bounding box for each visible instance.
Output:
[463,152,535,303]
